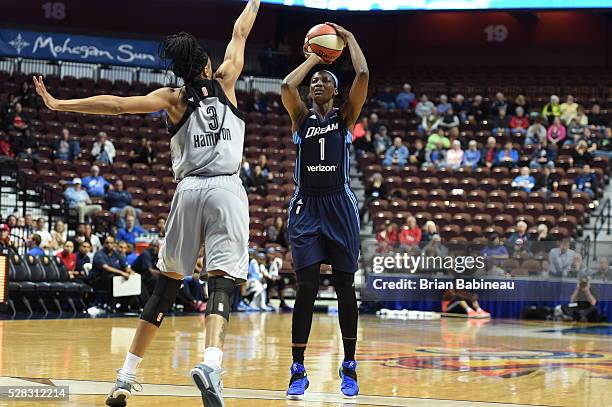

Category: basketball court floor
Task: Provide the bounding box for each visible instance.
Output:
[1,313,610,406]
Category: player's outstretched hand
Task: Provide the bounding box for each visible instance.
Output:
[325,22,351,44]
[32,75,59,111]
[306,52,331,65]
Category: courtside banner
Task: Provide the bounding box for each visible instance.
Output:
[0,29,161,68]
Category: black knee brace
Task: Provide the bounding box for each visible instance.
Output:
[141,274,182,327]
[205,276,235,320]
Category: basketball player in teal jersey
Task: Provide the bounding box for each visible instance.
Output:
[281,23,369,400]
[33,1,261,406]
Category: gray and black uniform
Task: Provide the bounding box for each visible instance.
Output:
[157,78,249,281]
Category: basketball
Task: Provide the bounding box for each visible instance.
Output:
[304,23,345,63]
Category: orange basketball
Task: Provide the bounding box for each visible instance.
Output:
[303,23,345,63]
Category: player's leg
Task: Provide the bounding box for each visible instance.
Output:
[106,190,201,407]
[190,178,249,407]
[287,262,321,400]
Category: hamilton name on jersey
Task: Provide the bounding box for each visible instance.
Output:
[305,122,339,138]
[192,128,232,148]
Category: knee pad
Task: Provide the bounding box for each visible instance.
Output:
[141,274,182,327]
[205,276,235,320]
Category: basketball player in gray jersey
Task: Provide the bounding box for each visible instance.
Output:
[33,1,261,406]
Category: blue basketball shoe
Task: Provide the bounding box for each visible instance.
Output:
[339,360,359,398]
[286,362,309,400]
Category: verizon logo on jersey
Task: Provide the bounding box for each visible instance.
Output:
[305,123,339,138]
[307,164,337,172]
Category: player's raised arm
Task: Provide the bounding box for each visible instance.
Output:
[215,0,261,105]
[327,23,369,131]
[33,76,179,116]
[281,53,322,132]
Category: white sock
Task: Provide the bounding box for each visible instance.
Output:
[476,307,483,312]
[204,347,223,370]
[118,352,142,383]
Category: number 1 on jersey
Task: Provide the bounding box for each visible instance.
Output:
[319,137,325,160]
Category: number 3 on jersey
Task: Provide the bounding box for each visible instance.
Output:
[319,138,325,160]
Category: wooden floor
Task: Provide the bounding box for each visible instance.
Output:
[1,313,611,407]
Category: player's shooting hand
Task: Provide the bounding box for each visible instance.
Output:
[325,22,351,43]
[306,52,330,65]
[32,76,60,111]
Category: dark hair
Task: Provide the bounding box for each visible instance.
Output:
[160,32,209,83]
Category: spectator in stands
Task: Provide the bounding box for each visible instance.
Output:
[426,127,450,151]
[0,132,14,161]
[481,233,509,266]
[468,95,487,122]
[420,221,438,247]
[395,84,415,110]
[462,140,481,169]
[531,224,555,255]
[399,216,421,248]
[257,154,274,181]
[13,128,39,161]
[383,137,409,167]
[6,102,29,131]
[436,94,452,115]
[560,95,579,125]
[512,167,536,192]
[408,139,426,167]
[376,221,398,253]
[444,140,464,170]
[529,141,556,169]
[352,117,368,141]
[542,95,561,123]
[451,94,469,121]
[491,108,511,134]
[480,136,498,168]
[84,223,103,253]
[572,165,598,198]
[354,129,375,157]
[250,90,269,113]
[6,215,17,230]
[90,235,133,301]
[566,117,586,145]
[419,112,441,136]
[570,140,593,168]
[128,137,156,165]
[377,85,396,109]
[75,241,93,275]
[24,214,34,233]
[496,142,519,168]
[64,178,103,223]
[369,113,382,134]
[132,240,161,294]
[594,257,609,281]
[266,216,289,248]
[506,221,530,253]
[116,206,141,230]
[415,94,435,119]
[17,82,37,108]
[91,131,116,164]
[574,106,589,126]
[536,165,560,193]
[0,223,17,252]
[116,215,146,245]
[549,238,577,277]
[373,125,391,155]
[361,173,387,221]
[588,104,607,131]
[34,217,55,252]
[245,164,269,196]
[117,241,139,266]
[514,94,529,114]
[525,118,547,145]
[265,252,289,311]
[26,233,44,256]
[57,240,77,272]
[106,179,135,215]
[427,140,447,169]
[54,128,80,161]
[423,234,448,258]
[489,92,508,119]
[152,216,166,237]
[594,127,612,159]
[510,106,529,135]
[239,159,252,190]
[439,108,460,130]
[82,165,109,198]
